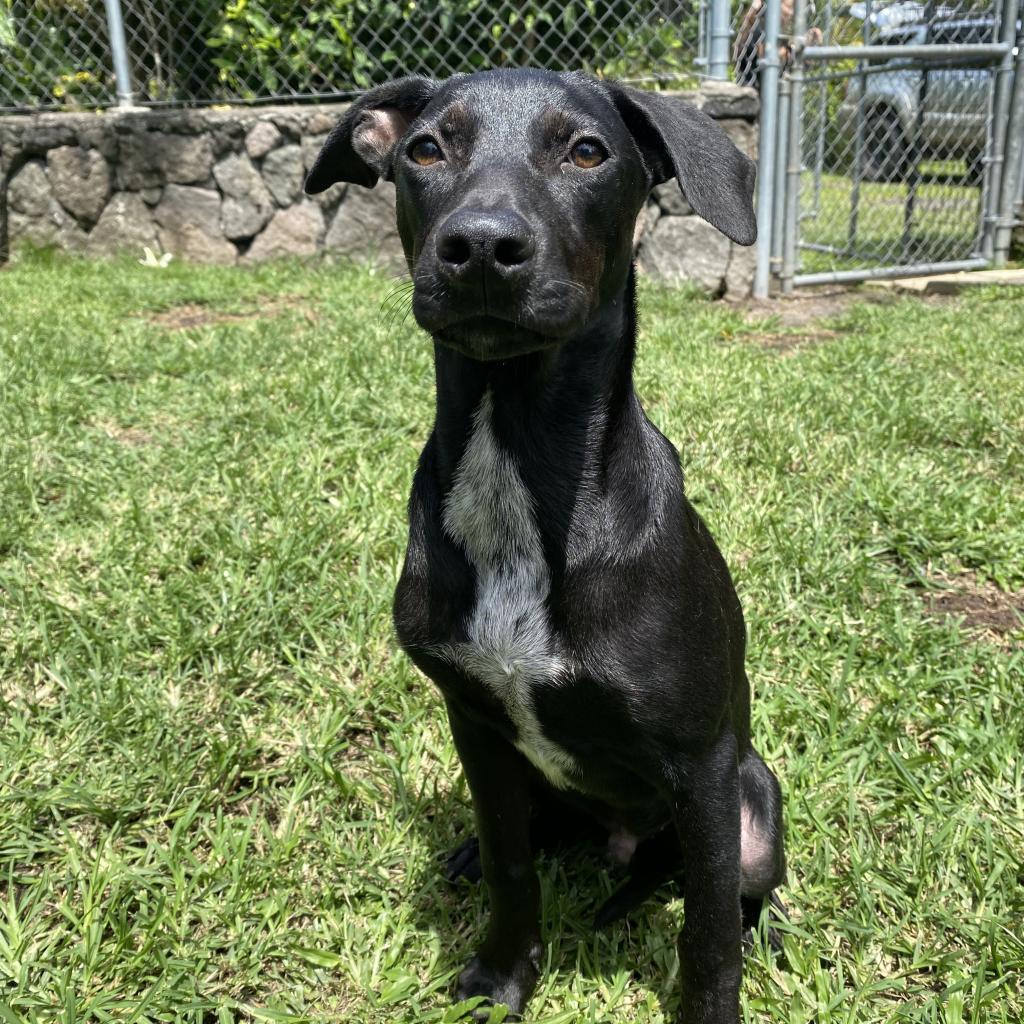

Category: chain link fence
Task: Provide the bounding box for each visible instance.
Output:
[1,0,712,112]
[751,0,1024,291]
[794,0,1012,280]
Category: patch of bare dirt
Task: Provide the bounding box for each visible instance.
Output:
[145,295,316,329]
[739,328,843,353]
[738,286,874,327]
[731,284,958,351]
[90,417,155,446]
[103,423,154,446]
[920,572,1024,642]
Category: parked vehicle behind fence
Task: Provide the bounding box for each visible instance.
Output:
[836,9,998,181]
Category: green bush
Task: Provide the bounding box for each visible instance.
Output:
[1,0,702,109]
[206,0,702,99]
[1,0,113,109]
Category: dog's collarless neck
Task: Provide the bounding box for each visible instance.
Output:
[429,282,640,496]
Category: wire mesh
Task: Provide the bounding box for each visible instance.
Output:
[792,0,1013,277]
[1,0,706,112]
[1,1,116,110]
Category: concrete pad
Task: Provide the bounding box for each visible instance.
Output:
[866,269,1024,295]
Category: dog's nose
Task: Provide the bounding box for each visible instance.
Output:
[435,209,536,280]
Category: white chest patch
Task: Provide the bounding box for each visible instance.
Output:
[436,390,579,789]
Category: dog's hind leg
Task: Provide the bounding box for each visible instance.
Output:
[593,826,682,927]
[738,747,787,950]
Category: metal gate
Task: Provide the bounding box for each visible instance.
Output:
[753,0,1024,294]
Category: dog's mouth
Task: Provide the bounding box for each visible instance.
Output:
[434,314,560,361]
[413,280,593,361]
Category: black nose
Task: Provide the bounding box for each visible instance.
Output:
[435,209,536,280]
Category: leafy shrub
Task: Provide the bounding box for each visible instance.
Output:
[1,0,702,109]
[206,0,702,98]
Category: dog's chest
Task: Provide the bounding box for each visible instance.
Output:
[435,391,578,789]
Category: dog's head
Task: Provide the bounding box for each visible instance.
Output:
[306,70,755,360]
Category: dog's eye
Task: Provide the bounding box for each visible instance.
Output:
[570,139,607,169]
[409,138,443,166]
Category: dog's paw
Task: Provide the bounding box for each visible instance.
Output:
[455,949,540,1020]
[444,835,483,883]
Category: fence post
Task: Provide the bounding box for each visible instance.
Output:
[772,78,790,275]
[993,13,1024,265]
[982,0,1020,262]
[103,0,135,107]
[754,0,783,298]
[900,0,935,264]
[847,0,872,256]
[697,0,709,73]
[781,0,808,293]
[708,0,732,80]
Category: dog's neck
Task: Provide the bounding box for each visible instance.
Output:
[428,271,659,568]
[432,276,637,473]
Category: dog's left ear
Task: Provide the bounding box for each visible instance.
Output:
[606,84,757,246]
[305,76,439,193]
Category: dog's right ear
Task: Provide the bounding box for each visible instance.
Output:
[305,76,439,193]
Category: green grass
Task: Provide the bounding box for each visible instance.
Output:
[798,167,982,276]
[1,251,1022,1023]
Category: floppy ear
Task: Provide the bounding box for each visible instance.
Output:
[305,76,439,193]
[606,84,757,246]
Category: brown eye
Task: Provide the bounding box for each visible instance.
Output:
[570,139,607,169]
[409,138,443,166]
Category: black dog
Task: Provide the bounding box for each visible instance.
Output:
[307,69,785,1024]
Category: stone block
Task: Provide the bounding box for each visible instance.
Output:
[7,160,87,253]
[209,120,245,159]
[154,184,236,264]
[245,120,283,159]
[268,112,304,140]
[244,202,325,262]
[688,81,759,120]
[721,119,758,161]
[118,132,214,190]
[9,120,77,158]
[86,192,159,254]
[323,182,404,272]
[10,205,86,252]
[637,215,732,294]
[305,112,336,135]
[262,144,305,206]
[724,241,757,298]
[214,153,274,239]
[8,161,52,217]
[46,146,112,226]
[653,180,692,217]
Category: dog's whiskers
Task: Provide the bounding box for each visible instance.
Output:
[380,282,415,316]
[547,279,588,299]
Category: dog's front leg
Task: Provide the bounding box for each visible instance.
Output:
[446,699,541,1019]
[672,729,743,1024]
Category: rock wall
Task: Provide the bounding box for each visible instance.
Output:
[0,83,758,294]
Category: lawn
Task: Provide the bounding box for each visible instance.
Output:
[1,252,1022,1023]
[797,167,983,277]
